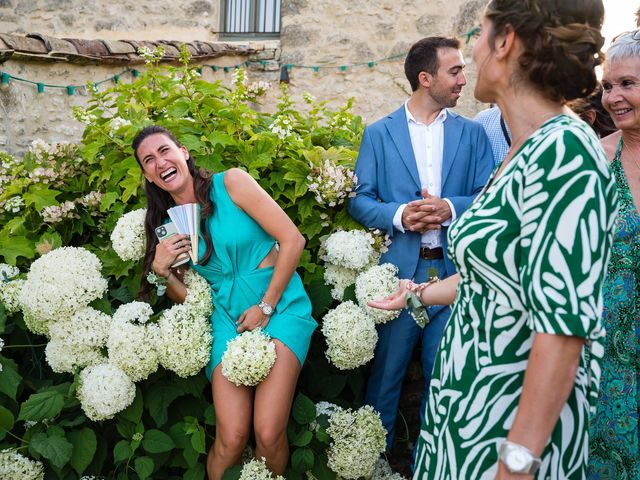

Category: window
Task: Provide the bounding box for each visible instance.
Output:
[221,0,281,38]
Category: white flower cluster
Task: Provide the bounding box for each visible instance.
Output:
[73,107,97,125]
[221,328,277,386]
[247,81,270,97]
[19,247,108,336]
[372,458,407,480]
[321,229,383,301]
[78,191,103,210]
[239,458,284,480]
[77,362,136,421]
[321,301,377,370]
[0,278,23,314]
[321,230,378,272]
[0,449,44,480]
[28,139,86,188]
[324,264,359,302]
[307,159,358,208]
[269,116,293,139]
[41,200,78,224]
[355,264,400,324]
[326,405,387,479]
[45,307,111,373]
[310,401,339,432]
[111,209,147,261]
[155,271,212,378]
[109,117,132,135]
[0,196,25,214]
[107,302,159,382]
[138,45,165,63]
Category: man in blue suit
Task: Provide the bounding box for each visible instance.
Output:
[348,36,493,452]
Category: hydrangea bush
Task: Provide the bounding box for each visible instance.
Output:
[0,46,408,479]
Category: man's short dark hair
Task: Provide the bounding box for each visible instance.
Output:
[404,37,461,91]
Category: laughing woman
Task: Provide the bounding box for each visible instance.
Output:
[132,125,317,479]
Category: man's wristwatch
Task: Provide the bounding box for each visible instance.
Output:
[498,440,541,475]
[257,300,274,316]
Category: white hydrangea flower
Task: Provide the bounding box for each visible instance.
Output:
[0,449,44,480]
[156,303,211,378]
[45,339,105,374]
[310,401,339,432]
[221,328,277,386]
[324,263,358,301]
[77,363,136,421]
[307,159,358,207]
[109,117,132,135]
[107,302,159,382]
[321,301,377,370]
[321,230,378,271]
[19,247,108,336]
[0,278,25,314]
[41,200,79,223]
[78,191,103,211]
[326,405,387,479]
[239,457,284,480]
[111,209,147,261]
[269,116,293,139]
[44,307,111,373]
[372,457,407,480]
[182,269,214,318]
[355,263,401,324]
[0,195,24,214]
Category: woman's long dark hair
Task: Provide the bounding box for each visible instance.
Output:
[132,125,214,299]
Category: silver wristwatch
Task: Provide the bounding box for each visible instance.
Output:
[257,300,274,316]
[498,440,541,475]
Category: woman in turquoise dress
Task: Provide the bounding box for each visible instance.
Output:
[588,31,640,480]
[132,125,317,479]
[370,1,618,478]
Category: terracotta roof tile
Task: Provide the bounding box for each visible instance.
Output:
[0,33,264,66]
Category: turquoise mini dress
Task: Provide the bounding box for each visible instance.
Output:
[190,171,317,381]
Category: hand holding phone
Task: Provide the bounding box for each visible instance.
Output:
[155,222,190,268]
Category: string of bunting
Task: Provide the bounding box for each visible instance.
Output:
[0,27,480,95]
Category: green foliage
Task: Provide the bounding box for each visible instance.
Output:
[0,46,369,478]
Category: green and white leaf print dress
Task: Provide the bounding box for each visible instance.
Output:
[413,115,618,480]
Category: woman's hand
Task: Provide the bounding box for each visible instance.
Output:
[236,305,270,333]
[367,279,414,311]
[152,234,191,276]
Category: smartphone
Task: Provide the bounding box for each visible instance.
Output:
[155,222,190,268]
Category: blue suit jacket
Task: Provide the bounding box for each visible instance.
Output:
[348,105,494,279]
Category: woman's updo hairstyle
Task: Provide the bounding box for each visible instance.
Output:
[485,0,605,102]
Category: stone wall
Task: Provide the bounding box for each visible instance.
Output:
[0,0,487,154]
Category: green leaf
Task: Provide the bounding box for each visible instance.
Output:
[67,427,97,475]
[203,404,216,426]
[182,440,200,468]
[184,463,206,480]
[18,389,65,422]
[221,465,242,480]
[142,429,175,453]
[291,429,313,447]
[292,393,316,425]
[30,431,73,469]
[113,439,131,463]
[134,456,154,480]
[0,230,35,264]
[306,278,333,318]
[190,427,206,454]
[23,185,61,210]
[291,447,314,472]
[0,357,21,400]
[0,405,14,441]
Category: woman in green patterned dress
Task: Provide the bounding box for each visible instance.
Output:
[370,1,617,478]
[588,31,640,480]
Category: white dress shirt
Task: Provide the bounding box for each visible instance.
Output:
[392,102,456,248]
